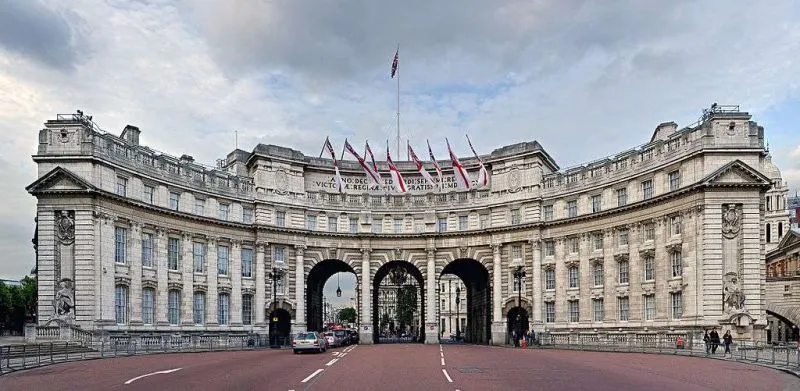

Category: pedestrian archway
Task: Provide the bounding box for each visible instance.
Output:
[269,308,291,347]
[373,260,425,344]
[506,306,529,346]
[306,259,358,333]
[440,258,491,344]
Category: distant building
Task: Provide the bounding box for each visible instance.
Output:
[789,194,800,230]
[0,279,21,287]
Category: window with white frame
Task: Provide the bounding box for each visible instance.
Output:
[618,297,629,321]
[275,211,286,227]
[568,300,580,322]
[195,199,205,215]
[543,205,553,221]
[618,260,629,284]
[510,209,521,225]
[593,298,604,322]
[329,216,338,232]
[670,251,682,277]
[593,263,604,286]
[349,217,359,233]
[169,192,180,210]
[168,237,179,270]
[545,302,555,323]
[241,248,253,278]
[593,232,603,250]
[168,290,180,325]
[219,204,229,221]
[644,223,655,241]
[116,176,128,197]
[373,217,383,233]
[544,241,555,257]
[242,294,253,325]
[671,292,683,319]
[618,228,629,246]
[414,219,424,233]
[511,245,522,261]
[274,246,285,264]
[306,215,317,230]
[568,237,579,254]
[591,195,602,213]
[143,185,155,204]
[437,217,447,232]
[142,288,155,325]
[568,265,579,288]
[141,232,154,267]
[643,294,655,320]
[670,215,681,235]
[115,227,127,264]
[115,285,128,324]
[394,218,403,233]
[459,215,468,230]
[545,269,555,290]
[193,292,205,324]
[643,256,654,281]
[242,207,254,224]
[566,200,578,217]
[193,242,205,273]
[217,245,229,276]
[642,180,653,200]
[668,170,681,191]
[617,188,627,207]
[480,214,490,229]
[218,294,230,325]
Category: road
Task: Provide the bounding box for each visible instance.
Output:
[1,344,798,391]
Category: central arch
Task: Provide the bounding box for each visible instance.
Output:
[306,259,358,333]
[440,258,491,344]
[373,260,425,344]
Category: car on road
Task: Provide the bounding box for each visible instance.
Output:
[292,332,327,354]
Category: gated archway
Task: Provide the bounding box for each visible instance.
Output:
[373,260,425,343]
[306,259,358,333]
[440,258,491,344]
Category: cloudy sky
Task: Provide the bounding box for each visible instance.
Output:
[1,1,799,303]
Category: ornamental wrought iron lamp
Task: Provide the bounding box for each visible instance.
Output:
[336,272,342,297]
[268,266,286,348]
[455,286,461,340]
[512,265,527,335]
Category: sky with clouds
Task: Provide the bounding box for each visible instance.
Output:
[1,1,799,304]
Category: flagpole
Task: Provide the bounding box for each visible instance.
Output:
[396,43,400,161]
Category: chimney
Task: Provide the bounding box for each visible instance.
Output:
[121,125,141,146]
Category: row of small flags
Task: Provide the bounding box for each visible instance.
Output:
[321,137,489,194]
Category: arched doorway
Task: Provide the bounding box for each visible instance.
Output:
[269,308,291,347]
[373,260,425,344]
[440,258,491,344]
[506,306,529,346]
[306,259,358,333]
[766,310,799,343]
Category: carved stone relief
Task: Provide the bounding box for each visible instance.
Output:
[275,170,288,195]
[723,272,746,313]
[55,210,75,245]
[508,167,521,193]
[721,204,741,239]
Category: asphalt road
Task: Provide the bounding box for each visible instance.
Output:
[1,344,798,391]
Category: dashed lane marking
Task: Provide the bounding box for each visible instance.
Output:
[124,368,183,385]
[326,358,339,366]
[440,351,444,358]
[301,369,325,383]
[441,357,445,366]
[442,369,453,383]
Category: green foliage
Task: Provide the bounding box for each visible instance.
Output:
[339,307,357,323]
[0,276,38,333]
[380,312,390,330]
[396,284,417,330]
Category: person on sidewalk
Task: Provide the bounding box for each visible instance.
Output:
[710,328,721,354]
[722,330,733,357]
[796,338,799,367]
[703,330,711,355]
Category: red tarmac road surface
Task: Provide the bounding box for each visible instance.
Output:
[1,344,798,391]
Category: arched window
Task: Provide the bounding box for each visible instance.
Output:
[778,222,783,238]
[218,293,230,325]
[168,290,181,325]
[193,292,206,325]
[142,287,155,325]
[242,294,253,325]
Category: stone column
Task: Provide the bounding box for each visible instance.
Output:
[292,245,306,333]
[231,240,243,326]
[129,222,143,325]
[530,238,542,328]
[179,233,193,326]
[491,244,504,345]
[360,247,373,344]
[206,237,219,327]
[99,214,116,325]
[155,228,169,325]
[255,242,267,327]
[424,248,438,344]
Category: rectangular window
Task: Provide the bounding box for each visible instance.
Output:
[593,263,604,286]
[115,286,128,324]
[306,215,317,230]
[644,223,655,241]
[169,192,180,210]
[618,297,629,321]
[143,185,154,204]
[115,227,127,264]
[642,180,653,200]
[349,217,359,233]
[480,214,490,229]
[618,260,629,284]
[394,218,403,233]
[568,266,579,288]
[240,248,253,278]
[643,256,654,281]
[142,288,155,325]
[671,251,682,277]
[670,216,682,235]
[591,195,602,213]
[643,294,655,320]
[671,292,683,319]
[274,246,285,264]
[593,233,603,250]
[459,216,468,230]
[544,241,555,257]
[511,245,522,261]
[141,233,154,267]
[218,204,229,221]
[195,199,205,215]
[168,290,180,325]
[168,237,179,270]
[414,219,424,233]
[568,300,580,322]
[243,207,254,224]
[567,201,578,218]
[193,242,205,273]
[276,275,285,295]
[116,176,128,197]
[616,188,627,207]
[510,209,521,225]
[569,237,579,254]
[329,216,338,232]
[545,302,555,323]
[217,245,229,276]
[437,217,447,232]
[618,229,629,246]
[766,197,773,211]
[242,294,253,325]
[275,211,286,227]
[193,292,205,324]
[218,294,230,325]
[373,217,383,233]
[545,269,555,290]
[668,170,681,191]
[593,298,604,322]
[543,205,554,221]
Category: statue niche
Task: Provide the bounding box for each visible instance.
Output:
[56,210,75,245]
[723,272,745,313]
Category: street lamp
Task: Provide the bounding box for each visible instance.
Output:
[336,272,342,297]
[268,266,286,348]
[513,265,526,337]
[455,286,461,340]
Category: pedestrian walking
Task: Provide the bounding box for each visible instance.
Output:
[703,330,711,355]
[530,329,536,346]
[710,328,720,354]
[722,330,733,357]
[796,338,800,367]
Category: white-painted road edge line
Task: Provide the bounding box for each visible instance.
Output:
[441,357,445,366]
[440,351,444,357]
[326,358,339,366]
[301,369,325,383]
[442,369,453,383]
[124,368,183,385]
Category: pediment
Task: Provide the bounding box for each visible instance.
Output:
[775,230,800,251]
[26,167,95,195]
[701,160,771,188]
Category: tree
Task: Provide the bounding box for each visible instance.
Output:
[339,307,357,323]
[0,276,37,334]
[396,284,417,331]
[380,312,390,331]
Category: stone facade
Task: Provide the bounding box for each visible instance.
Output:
[27,105,787,344]
[765,229,800,343]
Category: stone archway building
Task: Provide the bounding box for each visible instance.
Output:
[27,105,790,344]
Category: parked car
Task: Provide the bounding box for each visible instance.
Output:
[333,330,349,346]
[293,332,327,354]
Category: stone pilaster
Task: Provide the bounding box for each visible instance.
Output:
[424,247,438,344]
[255,242,267,327]
[155,227,169,325]
[129,222,143,325]
[99,214,116,325]
[491,243,504,345]
[360,247,373,344]
[292,245,306,333]
[530,238,542,328]
[230,240,243,326]
[179,233,193,326]
[206,237,219,327]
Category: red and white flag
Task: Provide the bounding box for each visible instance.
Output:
[322,137,344,193]
[408,142,437,189]
[427,139,443,190]
[364,141,383,185]
[446,138,471,190]
[466,134,489,188]
[344,139,381,186]
[386,141,407,193]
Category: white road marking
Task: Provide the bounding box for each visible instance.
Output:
[441,357,445,366]
[301,369,325,383]
[332,351,340,356]
[439,345,443,351]
[124,368,183,385]
[442,369,453,383]
[340,352,348,357]
[326,358,339,366]
[440,351,444,358]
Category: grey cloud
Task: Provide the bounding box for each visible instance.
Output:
[0,0,83,70]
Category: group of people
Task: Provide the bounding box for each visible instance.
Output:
[703,327,734,356]
[511,329,537,347]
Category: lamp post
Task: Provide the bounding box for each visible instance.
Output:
[455,286,461,340]
[268,266,286,348]
[512,265,527,340]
